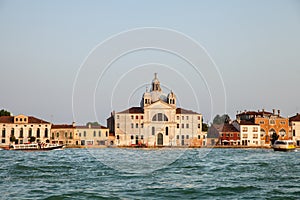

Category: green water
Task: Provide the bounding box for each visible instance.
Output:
[1,148,299,199]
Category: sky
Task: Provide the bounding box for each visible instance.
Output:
[1,0,300,125]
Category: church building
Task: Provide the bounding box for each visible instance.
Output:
[107,73,203,147]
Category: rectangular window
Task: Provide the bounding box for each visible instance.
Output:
[177,124,179,128]
[253,127,258,132]
[1,139,5,143]
[98,131,101,137]
[198,135,200,139]
[198,124,201,129]
[177,135,179,140]
[270,119,275,125]
[186,135,189,139]
[242,127,248,132]
[242,134,247,139]
[186,116,189,120]
[259,121,264,124]
[198,116,201,120]
[141,116,144,120]
[141,135,144,140]
[182,116,184,120]
[186,124,189,129]
[117,115,119,119]
[152,127,155,135]
[136,123,138,128]
[141,123,144,128]
[293,130,295,137]
[131,123,134,128]
[93,131,96,137]
[131,135,134,140]
[280,121,286,125]
[136,115,138,119]
[117,123,120,128]
[177,116,179,120]
[253,134,258,139]
[182,124,184,128]
[131,115,134,119]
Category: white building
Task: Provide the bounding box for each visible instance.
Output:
[233,120,261,146]
[289,113,300,147]
[0,114,51,146]
[107,73,203,147]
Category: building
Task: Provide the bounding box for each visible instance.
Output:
[76,124,109,146]
[236,109,289,146]
[232,120,261,146]
[289,113,300,147]
[208,123,240,145]
[0,114,51,146]
[50,123,80,146]
[107,73,202,147]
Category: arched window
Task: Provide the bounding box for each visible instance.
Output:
[44,128,48,138]
[29,128,32,137]
[152,113,168,121]
[279,129,286,137]
[37,128,40,138]
[20,128,23,138]
[269,129,276,135]
[2,128,5,138]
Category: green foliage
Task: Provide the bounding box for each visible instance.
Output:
[202,123,209,132]
[10,135,16,142]
[213,114,231,124]
[0,109,11,116]
[86,122,100,127]
[29,136,36,143]
[271,132,279,145]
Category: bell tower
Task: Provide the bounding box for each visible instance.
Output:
[151,73,162,92]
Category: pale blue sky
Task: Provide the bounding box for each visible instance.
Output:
[1,0,300,125]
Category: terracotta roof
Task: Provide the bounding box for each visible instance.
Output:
[239,120,259,126]
[76,125,108,129]
[28,116,49,124]
[236,110,273,116]
[0,116,13,123]
[289,113,300,122]
[118,107,144,114]
[213,124,239,133]
[0,116,49,124]
[176,108,200,115]
[52,124,75,129]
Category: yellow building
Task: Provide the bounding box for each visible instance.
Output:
[50,123,80,146]
[76,124,110,146]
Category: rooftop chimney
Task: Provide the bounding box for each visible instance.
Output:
[272,109,275,115]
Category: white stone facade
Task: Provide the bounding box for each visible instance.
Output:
[233,121,261,146]
[108,73,202,147]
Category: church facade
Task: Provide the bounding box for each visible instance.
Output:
[107,73,203,147]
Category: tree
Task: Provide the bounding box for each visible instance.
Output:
[0,109,11,116]
[86,122,100,127]
[213,114,231,124]
[29,136,36,143]
[202,118,209,132]
[271,132,279,145]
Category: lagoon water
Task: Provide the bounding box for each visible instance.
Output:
[1,148,300,199]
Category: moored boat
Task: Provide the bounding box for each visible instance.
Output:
[273,140,296,152]
[9,143,64,151]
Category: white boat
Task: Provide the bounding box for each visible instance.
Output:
[10,143,64,151]
[273,140,296,152]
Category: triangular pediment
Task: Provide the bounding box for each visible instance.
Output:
[145,100,175,110]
